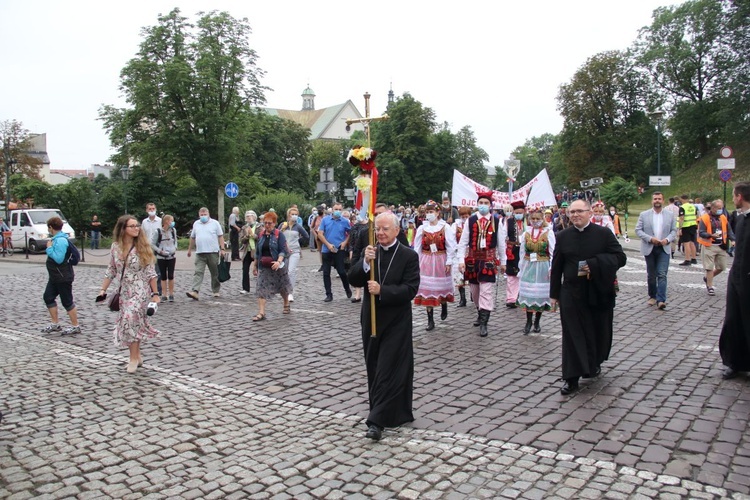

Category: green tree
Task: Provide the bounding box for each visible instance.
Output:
[371,93,438,204]
[599,176,639,222]
[43,178,96,238]
[454,125,488,184]
[100,9,268,210]
[634,0,732,159]
[557,50,660,184]
[1,120,44,201]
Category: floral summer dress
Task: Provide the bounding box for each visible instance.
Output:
[105,242,160,348]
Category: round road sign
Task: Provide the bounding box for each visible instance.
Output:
[720,146,733,158]
[720,169,732,182]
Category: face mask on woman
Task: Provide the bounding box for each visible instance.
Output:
[169,221,175,228]
[593,215,603,222]
[532,220,543,228]
[290,215,298,223]
[426,213,437,222]
[477,205,490,215]
[610,211,616,217]
[514,213,524,221]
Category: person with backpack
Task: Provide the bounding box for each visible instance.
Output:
[151,214,178,302]
[40,216,81,335]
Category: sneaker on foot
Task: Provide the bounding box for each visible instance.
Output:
[212,292,221,298]
[657,302,667,310]
[186,291,199,300]
[61,325,81,336]
[691,259,698,264]
[41,324,62,333]
[707,287,715,296]
[647,298,657,306]
[168,295,174,302]
[239,290,249,295]
[678,260,692,266]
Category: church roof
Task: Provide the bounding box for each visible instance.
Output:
[263,101,361,140]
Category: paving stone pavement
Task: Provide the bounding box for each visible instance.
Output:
[1,243,750,498]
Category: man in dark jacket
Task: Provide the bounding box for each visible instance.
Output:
[41,216,80,335]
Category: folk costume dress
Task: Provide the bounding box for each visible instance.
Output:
[105,242,161,349]
[413,220,456,307]
[591,214,616,235]
[517,225,556,311]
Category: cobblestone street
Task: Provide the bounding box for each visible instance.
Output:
[1,243,749,499]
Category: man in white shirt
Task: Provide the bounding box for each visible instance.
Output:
[142,203,162,294]
[635,192,677,310]
[457,191,507,337]
[186,207,226,300]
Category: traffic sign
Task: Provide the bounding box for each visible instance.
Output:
[720,146,733,158]
[717,158,736,170]
[649,175,671,186]
[224,182,239,198]
[719,169,732,182]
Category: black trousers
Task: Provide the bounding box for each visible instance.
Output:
[322,250,351,296]
[230,227,240,260]
[242,252,253,292]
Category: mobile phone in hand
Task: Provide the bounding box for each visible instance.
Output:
[95,293,107,302]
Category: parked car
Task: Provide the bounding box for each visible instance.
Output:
[8,208,76,253]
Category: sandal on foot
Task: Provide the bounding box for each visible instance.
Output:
[283,305,291,314]
[252,313,266,322]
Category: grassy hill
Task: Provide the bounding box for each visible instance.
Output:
[627,140,749,215]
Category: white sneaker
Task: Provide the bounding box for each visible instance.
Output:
[212,292,221,298]
[240,290,248,295]
[288,294,294,302]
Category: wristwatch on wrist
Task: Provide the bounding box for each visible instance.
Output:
[151,292,159,297]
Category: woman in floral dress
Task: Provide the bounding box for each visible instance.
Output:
[413,200,456,331]
[517,208,556,334]
[98,215,160,374]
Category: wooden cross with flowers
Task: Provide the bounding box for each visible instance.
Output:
[345,92,389,337]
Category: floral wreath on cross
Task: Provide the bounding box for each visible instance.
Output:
[348,145,377,192]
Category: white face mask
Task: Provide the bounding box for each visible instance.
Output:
[532,220,543,228]
[426,213,437,222]
[148,210,156,217]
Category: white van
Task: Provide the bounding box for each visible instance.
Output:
[9,209,76,253]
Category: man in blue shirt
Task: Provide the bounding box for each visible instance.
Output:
[41,217,80,335]
[318,202,353,302]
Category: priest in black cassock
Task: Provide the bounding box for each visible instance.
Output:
[348,212,420,441]
[550,199,627,395]
[719,181,750,380]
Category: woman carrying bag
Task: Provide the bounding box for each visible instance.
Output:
[151,214,178,302]
[98,215,160,374]
[251,211,291,321]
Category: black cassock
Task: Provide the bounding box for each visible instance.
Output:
[550,224,627,380]
[720,211,750,370]
[348,242,420,428]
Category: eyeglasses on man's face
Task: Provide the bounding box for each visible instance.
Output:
[568,209,590,215]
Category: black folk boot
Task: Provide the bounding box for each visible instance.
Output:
[533,312,542,333]
[523,311,533,334]
[479,309,490,337]
[473,309,481,327]
[426,308,435,331]
[457,287,467,307]
[441,303,448,320]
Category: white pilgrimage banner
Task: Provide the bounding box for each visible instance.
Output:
[451,169,557,209]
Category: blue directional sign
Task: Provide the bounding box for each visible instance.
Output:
[719,169,732,182]
[225,182,239,198]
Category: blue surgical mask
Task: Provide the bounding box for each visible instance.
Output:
[333,210,342,219]
[426,213,437,222]
[169,221,175,228]
[200,216,209,223]
[514,213,524,221]
[477,205,490,215]
[713,209,722,216]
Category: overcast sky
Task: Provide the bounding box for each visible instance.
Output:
[0,0,679,171]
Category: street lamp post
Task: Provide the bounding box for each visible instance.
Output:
[121,166,131,214]
[650,110,664,176]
